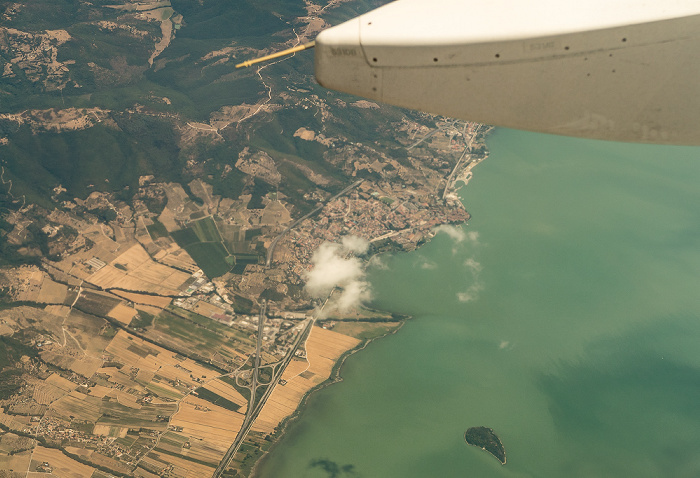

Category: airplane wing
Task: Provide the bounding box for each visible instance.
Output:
[314,0,700,145]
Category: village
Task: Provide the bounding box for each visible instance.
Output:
[0,111,489,476]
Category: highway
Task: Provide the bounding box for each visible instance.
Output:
[211,311,314,477]
[249,300,266,418]
[212,299,266,477]
[213,177,365,477]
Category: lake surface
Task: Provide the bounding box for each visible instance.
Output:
[257,128,700,478]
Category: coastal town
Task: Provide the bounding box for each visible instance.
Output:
[0,111,489,476]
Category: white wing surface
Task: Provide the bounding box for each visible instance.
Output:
[315,0,700,144]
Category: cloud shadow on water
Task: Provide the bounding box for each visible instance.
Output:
[308,458,358,478]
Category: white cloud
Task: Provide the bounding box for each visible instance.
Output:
[341,235,369,255]
[433,224,466,243]
[433,226,480,254]
[334,280,371,313]
[456,282,484,302]
[419,259,437,269]
[463,257,482,273]
[304,238,372,315]
[305,243,363,296]
[367,255,388,270]
[457,255,484,303]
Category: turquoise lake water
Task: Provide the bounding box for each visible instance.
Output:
[256,129,700,478]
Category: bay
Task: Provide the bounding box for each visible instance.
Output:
[256,128,700,477]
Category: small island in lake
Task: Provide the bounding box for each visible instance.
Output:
[464,426,506,465]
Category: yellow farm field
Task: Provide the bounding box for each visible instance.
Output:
[107,302,138,325]
[180,439,226,467]
[280,358,308,378]
[148,449,215,477]
[37,275,68,303]
[111,389,142,409]
[146,381,184,401]
[45,373,76,392]
[92,424,128,438]
[137,368,156,383]
[32,382,70,405]
[170,395,244,453]
[252,326,360,434]
[86,384,112,398]
[134,466,161,478]
[158,206,179,232]
[153,242,199,273]
[104,330,217,396]
[89,244,191,295]
[97,368,143,392]
[104,331,160,371]
[0,407,29,431]
[112,290,172,308]
[68,356,103,378]
[0,451,31,476]
[50,392,103,422]
[29,446,96,478]
[201,378,248,411]
[169,454,216,477]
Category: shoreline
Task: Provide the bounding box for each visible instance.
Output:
[249,317,409,477]
[246,127,493,477]
[463,441,507,465]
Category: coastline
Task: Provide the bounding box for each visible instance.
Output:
[247,126,493,477]
[0,117,494,477]
[249,317,409,478]
[463,441,507,466]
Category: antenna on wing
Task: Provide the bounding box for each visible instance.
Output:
[235,41,316,69]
